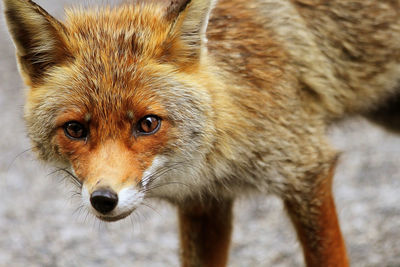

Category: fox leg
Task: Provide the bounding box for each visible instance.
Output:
[284,162,349,267]
[178,197,234,267]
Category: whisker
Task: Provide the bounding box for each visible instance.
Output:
[140,165,176,187]
[141,181,190,194]
[55,168,82,188]
[60,174,70,182]
[129,214,135,229]
[73,204,85,217]
[133,208,149,234]
[140,160,192,188]
[97,219,104,232]
[141,201,161,216]
[141,160,190,185]
[68,188,82,202]
[46,168,64,177]
[70,191,82,198]
[7,147,33,171]
[61,169,82,187]
[84,209,91,224]
[47,167,82,189]
[131,211,140,233]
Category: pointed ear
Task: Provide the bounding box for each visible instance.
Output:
[3,0,71,84]
[165,0,216,62]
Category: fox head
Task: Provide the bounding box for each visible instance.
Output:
[4,0,219,221]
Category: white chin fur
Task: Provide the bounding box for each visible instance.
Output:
[81,186,144,222]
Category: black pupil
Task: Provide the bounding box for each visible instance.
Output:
[67,123,84,138]
[144,118,154,129]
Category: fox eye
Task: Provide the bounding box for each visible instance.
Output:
[137,115,161,135]
[64,121,88,140]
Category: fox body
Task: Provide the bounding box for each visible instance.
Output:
[4,0,400,266]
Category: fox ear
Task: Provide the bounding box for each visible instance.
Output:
[165,0,216,62]
[3,0,71,84]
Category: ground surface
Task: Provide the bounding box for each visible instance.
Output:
[1,1,400,266]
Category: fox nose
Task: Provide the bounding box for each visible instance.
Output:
[90,189,118,214]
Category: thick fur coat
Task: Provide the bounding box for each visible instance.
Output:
[4,0,400,266]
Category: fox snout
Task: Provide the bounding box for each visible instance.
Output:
[82,184,145,222]
[68,140,154,221]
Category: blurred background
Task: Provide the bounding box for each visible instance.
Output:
[1,1,400,266]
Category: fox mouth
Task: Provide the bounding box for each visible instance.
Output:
[96,210,134,222]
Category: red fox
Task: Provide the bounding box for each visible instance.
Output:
[4,0,400,266]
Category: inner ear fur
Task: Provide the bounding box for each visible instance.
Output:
[165,0,216,62]
[4,0,71,84]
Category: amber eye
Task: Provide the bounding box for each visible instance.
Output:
[137,115,161,135]
[63,121,88,140]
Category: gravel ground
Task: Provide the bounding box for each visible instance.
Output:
[1,1,400,266]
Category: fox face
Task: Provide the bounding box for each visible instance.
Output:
[4,0,217,221]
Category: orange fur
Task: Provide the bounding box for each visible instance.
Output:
[285,161,349,267]
[5,0,400,266]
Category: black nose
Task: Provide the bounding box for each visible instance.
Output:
[90,189,118,214]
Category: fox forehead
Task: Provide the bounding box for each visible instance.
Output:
[38,5,182,121]
[64,4,172,63]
